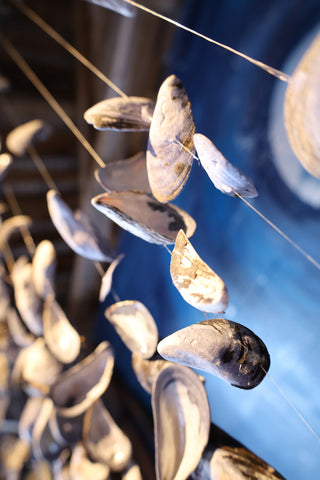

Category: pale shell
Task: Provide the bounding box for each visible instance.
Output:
[6,119,52,157]
[32,240,56,300]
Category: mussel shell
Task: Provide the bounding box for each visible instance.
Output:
[157,318,270,389]
[84,97,154,130]
[83,399,132,471]
[70,442,110,480]
[0,215,32,251]
[121,463,143,480]
[193,133,258,198]
[6,307,36,348]
[0,153,13,180]
[95,152,152,194]
[50,342,114,417]
[170,230,228,314]
[47,190,115,262]
[32,240,56,299]
[91,191,196,245]
[131,351,175,394]
[99,254,124,302]
[105,300,158,359]
[6,119,52,157]
[19,396,46,443]
[32,398,64,461]
[284,31,320,179]
[152,364,210,480]
[43,298,81,364]
[147,75,195,203]
[11,256,43,336]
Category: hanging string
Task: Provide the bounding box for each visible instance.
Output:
[2,185,36,257]
[175,140,320,273]
[121,0,290,82]
[1,37,106,168]
[8,0,127,98]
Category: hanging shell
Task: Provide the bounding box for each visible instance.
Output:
[92,191,196,245]
[170,230,228,313]
[0,153,13,180]
[6,306,36,347]
[47,189,115,262]
[43,298,81,364]
[193,133,258,198]
[24,460,53,480]
[50,342,114,417]
[146,75,195,203]
[284,31,320,179]
[99,254,124,302]
[83,399,132,471]
[69,442,110,480]
[11,256,43,336]
[6,119,52,157]
[1,435,30,478]
[157,318,270,389]
[84,97,154,130]
[32,240,56,300]
[131,352,176,394]
[95,152,152,194]
[12,338,62,394]
[105,300,158,359]
[152,364,210,480]
[53,411,84,445]
[0,215,32,251]
[121,463,143,480]
[19,396,46,443]
[31,398,64,461]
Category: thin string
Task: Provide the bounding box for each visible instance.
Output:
[121,0,290,82]
[260,365,320,445]
[2,185,36,256]
[175,140,320,273]
[163,243,172,255]
[27,145,59,191]
[1,37,106,168]
[8,0,127,98]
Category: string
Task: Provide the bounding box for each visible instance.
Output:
[175,140,320,273]
[8,0,127,98]
[1,37,106,168]
[2,185,36,257]
[260,365,320,445]
[121,0,290,82]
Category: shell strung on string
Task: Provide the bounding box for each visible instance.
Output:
[0,215,32,251]
[11,256,43,336]
[157,318,270,389]
[12,338,62,395]
[170,230,228,314]
[31,398,64,462]
[0,153,13,180]
[208,446,286,480]
[284,31,320,179]
[95,152,152,194]
[0,435,30,478]
[146,74,195,203]
[152,364,210,480]
[6,307,36,348]
[131,351,176,394]
[92,191,196,245]
[47,189,115,262]
[50,342,114,417]
[53,411,84,445]
[32,240,56,300]
[23,459,53,480]
[43,298,81,364]
[19,396,46,443]
[193,133,258,198]
[84,96,154,130]
[99,253,124,302]
[6,119,52,157]
[69,442,110,480]
[105,300,158,359]
[83,399,132,471]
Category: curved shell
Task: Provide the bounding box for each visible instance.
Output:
[0,153,13,180]
[69,442,110,480]
[0,215,32,251]
[157,318,270,389]
[284,31,320,178]
[31,398,63,461]
[170,230,228,314]
[131,352,176,394]
[11,256,43,336]
[6,307,36,348]
[84,96,154,130]
[99,254,124,302]
[147,75,195,203]
[32,240,56,299]
[47,190,115,262]
[43,298,81,364]
[152,364,210,480]
[122,463,143,480]
[91,191,196,245]
[95,152,152,194]
[193,133,258,198]
[105,300,158,359]
[6,119,52,157]
[83,399,132,471]
[19,396,46,443]
[50,342,114,417]
[12,338,62,395]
